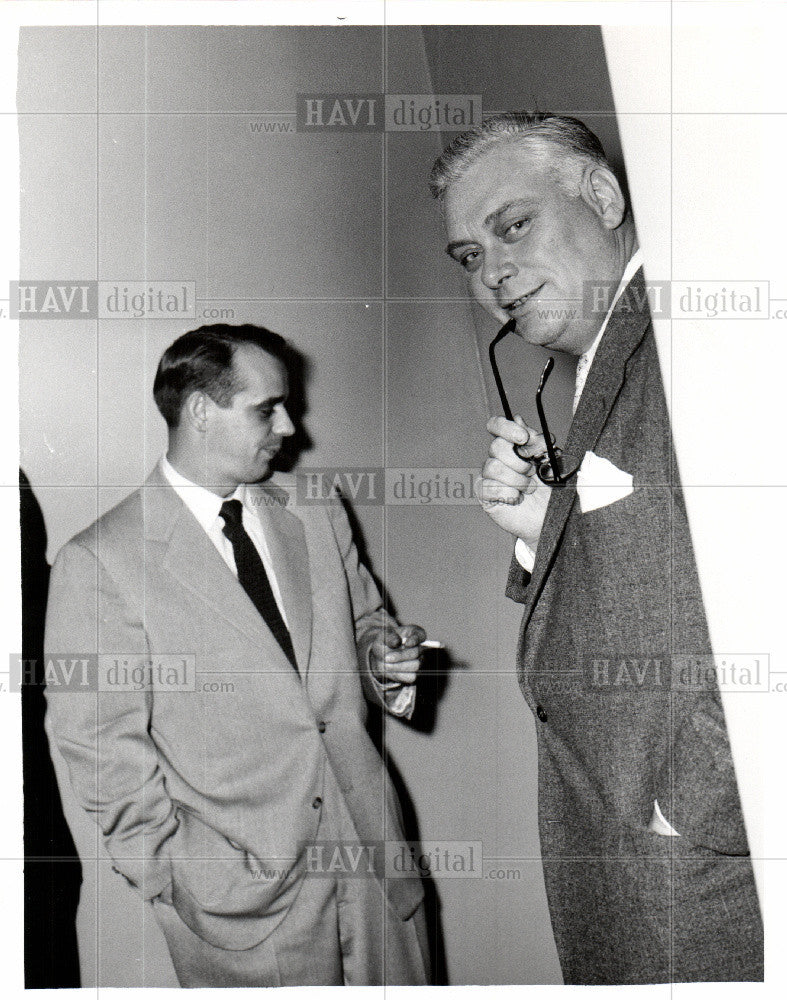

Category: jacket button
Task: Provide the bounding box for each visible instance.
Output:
[317,721,326,734]
[536,704,548,722]
[312,796,323,809]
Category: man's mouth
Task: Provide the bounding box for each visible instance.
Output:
[502,284,545,314]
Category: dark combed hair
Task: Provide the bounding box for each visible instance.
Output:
[153,323,290,428]
[428,111,611,201]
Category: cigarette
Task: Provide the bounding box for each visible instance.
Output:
[420,639,444,649]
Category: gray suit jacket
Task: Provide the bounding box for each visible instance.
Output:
[505,269,760,982]
[44,465,423,953]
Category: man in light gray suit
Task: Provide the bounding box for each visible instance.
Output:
[430,113,763,984]
[45,323,431,987]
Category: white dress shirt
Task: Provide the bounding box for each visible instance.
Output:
[160,455,289,626]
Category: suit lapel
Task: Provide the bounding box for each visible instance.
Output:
[142,466,301,665]
[247,482,313,676]
[523,268,652,623]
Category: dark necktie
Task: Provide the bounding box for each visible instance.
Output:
[219,499,298,673]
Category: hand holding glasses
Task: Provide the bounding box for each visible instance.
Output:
[488,319,580,487]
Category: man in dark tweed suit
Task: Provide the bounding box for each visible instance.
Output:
[430,113,763,984]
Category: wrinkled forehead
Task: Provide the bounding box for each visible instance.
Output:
[443,140,559,228]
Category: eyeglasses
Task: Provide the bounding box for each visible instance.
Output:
[488,319,580,487]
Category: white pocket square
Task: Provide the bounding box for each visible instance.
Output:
[648,799,680,837]
[576,451,633,514]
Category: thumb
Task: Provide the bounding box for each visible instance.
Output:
[398,624,427,647]
[379,628,403,649]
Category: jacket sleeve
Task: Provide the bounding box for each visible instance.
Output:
[44,539,177,900]
[324,498,415,719]
[505,549,532,603]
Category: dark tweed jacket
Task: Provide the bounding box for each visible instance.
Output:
[505,269,760,983]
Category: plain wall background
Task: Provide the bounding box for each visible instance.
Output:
[18,25,620,985]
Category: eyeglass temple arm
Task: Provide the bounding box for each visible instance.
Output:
[488,319,517,422]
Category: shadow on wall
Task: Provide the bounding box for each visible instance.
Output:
[365,681,451,984]
[346,492,454,984]
[20,469,82,987]
[270,334,313,474]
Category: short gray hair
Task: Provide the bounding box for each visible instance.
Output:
[428,112,612,201]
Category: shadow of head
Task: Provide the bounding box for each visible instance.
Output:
[270,336,312,473]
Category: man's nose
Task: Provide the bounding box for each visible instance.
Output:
[274,405,296,437]
[481,250,518,290]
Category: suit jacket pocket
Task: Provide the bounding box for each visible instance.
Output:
[167,805,301,951]
[655,701,750,856]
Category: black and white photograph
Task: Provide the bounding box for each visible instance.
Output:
[2,0,784,994]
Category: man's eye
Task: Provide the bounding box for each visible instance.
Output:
[258,408,274,419]
[459,250,481,271]
[504,218,529,239]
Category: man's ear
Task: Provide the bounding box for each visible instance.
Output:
[580,165,626,229]
[182,391,210,433]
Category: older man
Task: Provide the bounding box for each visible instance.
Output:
[430,113,762,984]
[44,323,431,987]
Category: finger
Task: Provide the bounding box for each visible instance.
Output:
[385,671,418,685]
[382,647,423,665]
[488,437,540,471]
[377,628,402,649]
[379,664,420,684]
[493,422,547,459]
[482,457,531,488]
[486,416,535,445]
[475,477,524,506]
[398,624,427,647]
[370,638,401,661]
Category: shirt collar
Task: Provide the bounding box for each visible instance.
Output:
[579,248,644,375]
[160,454,245,533]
